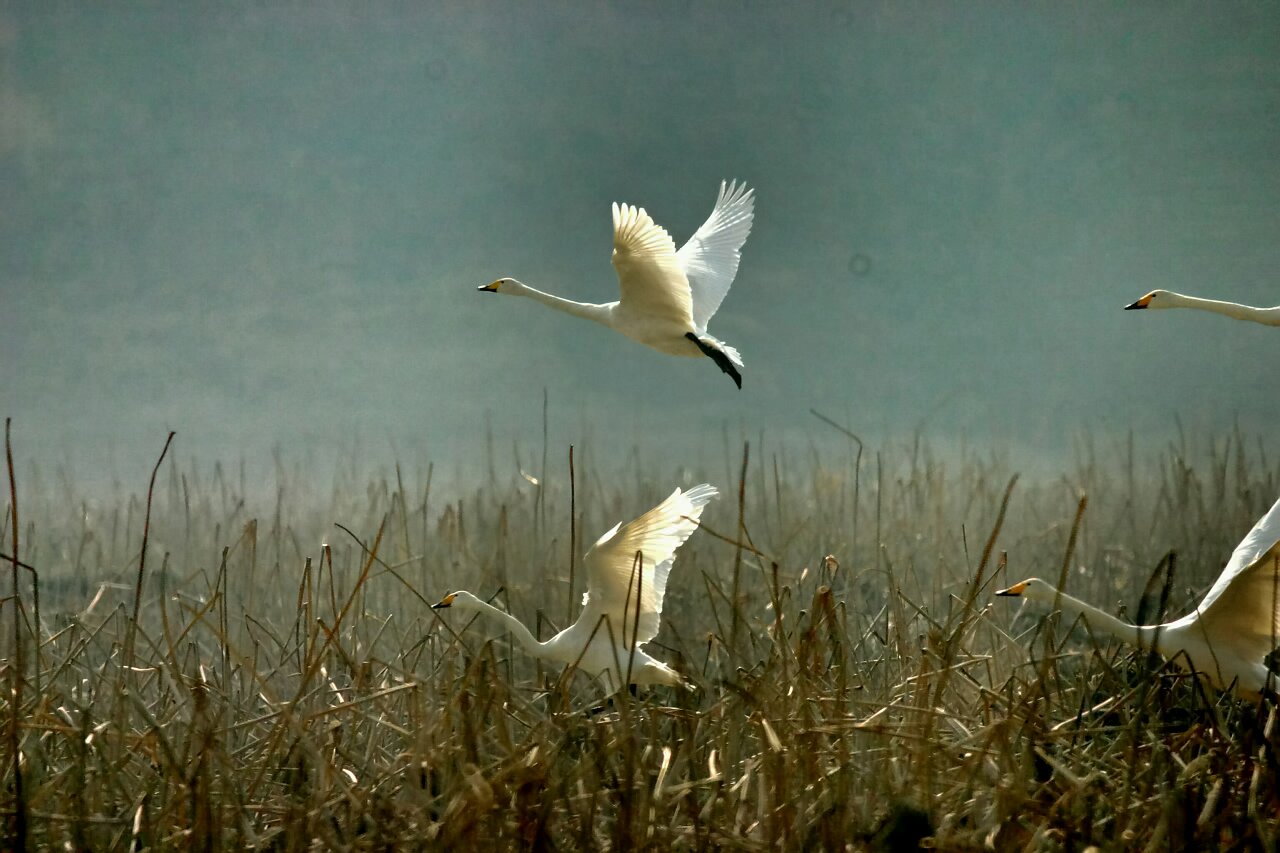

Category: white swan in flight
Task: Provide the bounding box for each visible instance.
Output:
[432,484,718,691]
[998,495,1280,699]
[479,181,755,388]
[1125,289,1280,326]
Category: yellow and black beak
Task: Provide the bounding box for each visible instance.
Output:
[1124,293,1153,310]
[477,280,501,293]
[995,581,1028,597]
[431,593,457,609]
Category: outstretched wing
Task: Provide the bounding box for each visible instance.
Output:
[676,180,755,333]
[611,202,694,324]
[580,484,718,648]
[1188,496,1280,647]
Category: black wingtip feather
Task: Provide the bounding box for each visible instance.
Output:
[685,332,742,389]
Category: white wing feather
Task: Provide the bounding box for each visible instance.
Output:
[1186,496,1280,644]
[611,202,694,324]
[580,484,718,648]
[676,180,755,333]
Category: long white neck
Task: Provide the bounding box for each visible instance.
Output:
[462,600,549,657]
[1166,292,1280,326]
[1039,588,1165,651]
[509,282,614,326]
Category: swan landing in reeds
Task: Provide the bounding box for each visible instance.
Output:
[998,495,1280,699]
[431,484,717,691]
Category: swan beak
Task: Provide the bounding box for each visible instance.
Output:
[1125,294,1152,310]
[431,593,456,609]
[995,581,1028,597]
[478,280,501,293]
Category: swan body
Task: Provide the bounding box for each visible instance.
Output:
[998,495,1280,699]
[479,181,754,388]
[1125,289,1280,326]
[432,484,718,691]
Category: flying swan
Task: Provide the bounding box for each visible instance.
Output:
[479,181,755,388]
[1125,289,1280,326]
[432,484,718,691]
[998,494,1280,699]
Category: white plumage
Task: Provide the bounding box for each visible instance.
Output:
[432,484,718,691]
[479,181,755,387]
[1126,289,1280,326]
[998,495,1280,699]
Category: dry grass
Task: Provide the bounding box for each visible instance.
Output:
[3,422,1280,850]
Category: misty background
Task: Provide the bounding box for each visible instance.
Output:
[4,2,1279,496]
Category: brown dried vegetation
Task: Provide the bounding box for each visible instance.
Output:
[3,423,1280,850]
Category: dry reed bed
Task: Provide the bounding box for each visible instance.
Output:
[3,426,1280,850]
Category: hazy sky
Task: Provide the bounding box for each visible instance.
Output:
[4,2,1279,491]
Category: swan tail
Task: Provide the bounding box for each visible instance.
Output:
[685,332,743,389]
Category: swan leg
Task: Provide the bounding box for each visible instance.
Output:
[685,332,742,389]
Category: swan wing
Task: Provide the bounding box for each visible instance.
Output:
[676,180,755,333]
[1189,496,1280,646]
[580,484,717,648]
[611,202,694,325]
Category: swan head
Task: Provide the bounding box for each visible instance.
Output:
[995,577,1057,603]
[1125,289,1172,310]
[478,277,525,295]
[430,590,487,612]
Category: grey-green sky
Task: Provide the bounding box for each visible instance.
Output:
[4,2,1279,488]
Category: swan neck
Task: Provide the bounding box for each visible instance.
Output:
[515,283,613,325]
[1043,588,1152,647]
[466,600,548,655]
[1169,293,1280,324]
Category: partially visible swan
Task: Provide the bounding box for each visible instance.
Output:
[432,484,718,691]
[479,181,755,388]
[998,494,1280,699]
[1125,289,1280,326]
